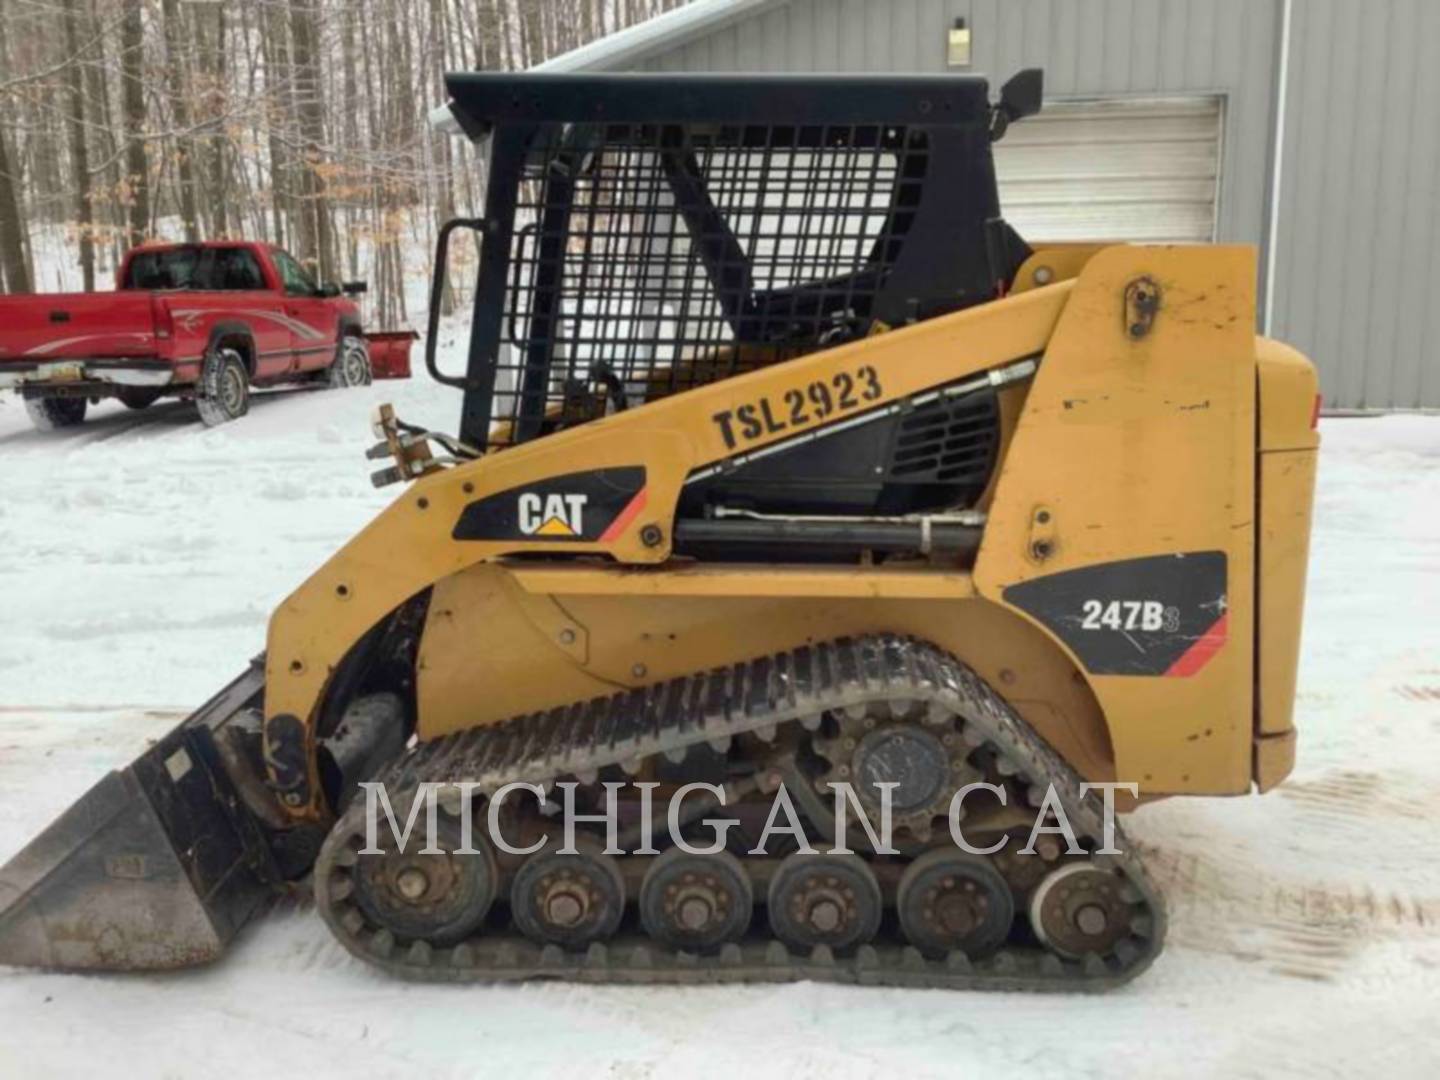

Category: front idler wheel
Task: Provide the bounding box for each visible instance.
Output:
[896,848,1014,958]
[639,848,752,952]
[511,839,626,951]
[767,852,881,954]
[348,806,497,947]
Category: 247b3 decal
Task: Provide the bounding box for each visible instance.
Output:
[1003,553,1228,677]
[1079,600,1181,633]
[712,365,883,450]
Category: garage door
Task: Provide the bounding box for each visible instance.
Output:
[993,96,1223,244]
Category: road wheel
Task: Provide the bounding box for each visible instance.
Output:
[896,847,1014,959]
[511,838,626,951]
[24,396,86,431]
[328,335,372,388]
[116,386,163,411]
[195,346,250,427]
[639,848,752,952]
[767,852,882,955]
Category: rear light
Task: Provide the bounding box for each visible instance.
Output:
[1310,392,1322,430]
[154,300,173,342]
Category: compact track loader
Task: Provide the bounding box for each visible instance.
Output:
[0,71,1320,990]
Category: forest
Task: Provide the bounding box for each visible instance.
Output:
[0,0,686,324]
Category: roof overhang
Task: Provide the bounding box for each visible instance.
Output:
[430,0,781,136]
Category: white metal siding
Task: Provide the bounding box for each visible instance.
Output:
[1268,0,1440,409]
[557,0,1440,408]
[994,97,1222,244]
[635,0,1278,267]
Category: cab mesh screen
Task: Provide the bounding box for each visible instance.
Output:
[491,122,927,448]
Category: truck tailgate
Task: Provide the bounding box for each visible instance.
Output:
[0,293,160,362]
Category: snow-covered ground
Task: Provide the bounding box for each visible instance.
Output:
[1,367,1438,1077]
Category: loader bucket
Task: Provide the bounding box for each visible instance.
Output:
[0,665,280,971]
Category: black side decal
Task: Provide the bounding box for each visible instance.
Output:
[453,466,646,542]
[1002,552,1228,677]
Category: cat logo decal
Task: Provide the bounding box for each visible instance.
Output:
[452,466,647,544]
[518,492,588,537]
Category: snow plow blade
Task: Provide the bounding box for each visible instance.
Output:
[0,664,282,971]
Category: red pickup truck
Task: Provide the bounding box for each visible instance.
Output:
[0,241,369,430]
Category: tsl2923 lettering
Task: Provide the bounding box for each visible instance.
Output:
[712,365,883,450]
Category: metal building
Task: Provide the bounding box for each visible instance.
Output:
[536,0,1440,410]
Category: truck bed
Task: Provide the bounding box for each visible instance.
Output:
[0,291,162,363]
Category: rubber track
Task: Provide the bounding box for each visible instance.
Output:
[316,635,1166,991]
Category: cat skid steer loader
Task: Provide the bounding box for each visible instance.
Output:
[0,71,1319,991]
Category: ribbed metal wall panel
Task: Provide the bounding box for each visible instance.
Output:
[640,0,1279,266]
[1268,0,1440,409]
[614,0,1440,407]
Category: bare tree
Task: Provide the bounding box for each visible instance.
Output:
[289,0,333,281]
[160,0,198,242]
[0,0,689,306]
[119,0,148,247]
[60,0,95,290]
[0,120,29,293]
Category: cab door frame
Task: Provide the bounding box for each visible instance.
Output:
[270,247,338,374]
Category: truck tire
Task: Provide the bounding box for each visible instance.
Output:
[328,335,372,389]
[117,387,163,410]
[24,396,87,431]
[196,346,250,427]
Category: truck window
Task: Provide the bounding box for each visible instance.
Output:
[271,249,318,297]
[214,248,265,290]
[122,246,266,291]
[125,247,202,290]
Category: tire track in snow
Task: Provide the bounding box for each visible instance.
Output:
[1142,767,1440,982]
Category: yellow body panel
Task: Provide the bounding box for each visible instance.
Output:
[261,244,1317,819]
[417,569,1117,784]
[975,245,1259,793]
[1255,339,1320,753]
